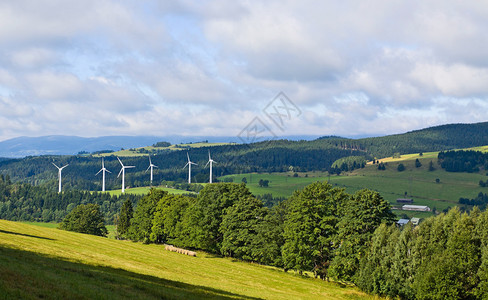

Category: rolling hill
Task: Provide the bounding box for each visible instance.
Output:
[0,220,370,300]
[223,147,488,219]
[1,121,488,197]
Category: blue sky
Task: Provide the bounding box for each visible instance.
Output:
[1,0,488,141]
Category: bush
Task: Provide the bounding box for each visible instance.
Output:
[59,204,108,237]
[397,164,405,172]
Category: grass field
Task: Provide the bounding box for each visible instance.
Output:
[0,220,371,300]
[220,172,331,198]
[96,142,235,157]
[221,152,488,219]
[336,153,488,211]
[107,186,196,196]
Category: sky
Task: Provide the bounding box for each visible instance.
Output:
[1,0,488,142]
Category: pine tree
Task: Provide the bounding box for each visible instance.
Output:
[117,198,133,238]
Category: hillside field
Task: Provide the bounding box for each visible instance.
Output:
[221,151,488,218]
[220,172,331,198]
[0,220,371,300]
[107,186,197,196]
[96,142,235,157]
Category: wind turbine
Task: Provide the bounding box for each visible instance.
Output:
[145,155,158,184]
[183,152,197,184]
[205,150,217,183]
[117,157,135,193]
[95,158,111,192]
[52,162,69,193]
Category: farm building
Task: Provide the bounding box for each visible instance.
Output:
[396,198,413,203]
[402,205,431,212]
[410,217,421,226]
[397,219,410,226]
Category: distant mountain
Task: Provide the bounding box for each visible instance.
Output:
[0,136,164,158]
[0,135,322,158]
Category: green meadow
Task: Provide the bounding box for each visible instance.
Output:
[220,172,331,198]
[97,142,235,157]
[222,152,488,218]
[107,186,196,196]
[0,220,371,300]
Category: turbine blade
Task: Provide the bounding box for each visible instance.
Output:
[117,168,123,178]
[52,162,60,169]
[187,152,190,162]
[106,169,112,173]
[96,169,102,176]
[117,157,124,167]
[145,166,151,173]
[205,161,210,167]
[183,162,189,169]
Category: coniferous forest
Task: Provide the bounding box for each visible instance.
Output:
[0,175,141,224]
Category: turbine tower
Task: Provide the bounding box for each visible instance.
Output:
[145,155,158,184]
[95,158,111,192]
[52,162,69,193]
[117,157,135,193]
[205,150,217,183]
[183,152,197,184]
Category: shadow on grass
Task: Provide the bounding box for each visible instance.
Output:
[0,229,55,241]
[0,246,261,300]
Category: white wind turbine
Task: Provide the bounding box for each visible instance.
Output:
[52,162,69,193]
[205,150,217,183]
[95,158,111,192]
[145,155,158,184]
[183,152,197,184]
[117,157,135,193]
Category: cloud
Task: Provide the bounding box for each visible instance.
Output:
[1,0,488,141]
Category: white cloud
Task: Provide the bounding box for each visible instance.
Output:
[1,0,488,141]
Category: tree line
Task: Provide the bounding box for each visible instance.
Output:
[116,182,395,281]
[112,182,488,298]
[0,174,141,224]
[358,207,488,299]
[438,150,488,173]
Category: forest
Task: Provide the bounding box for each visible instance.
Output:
[438,150,488,173]
[107,181,488,299]
[117,182,395,280]
[0,175,141,224]
[358,207,488,299]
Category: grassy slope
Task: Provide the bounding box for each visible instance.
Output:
[330,152,487,216]
[221,172,331,198]
[0,220,370,300]
[106,186,197,196]
[222,149,488,218]
[97,142,235,157]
